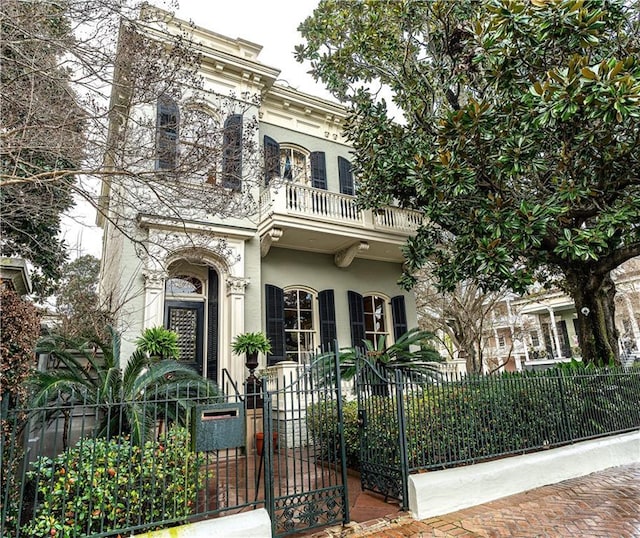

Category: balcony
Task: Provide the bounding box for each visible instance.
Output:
[258,183,423,265]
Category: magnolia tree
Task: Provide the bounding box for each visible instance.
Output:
[1,0,262,298]
[296,0,640,364]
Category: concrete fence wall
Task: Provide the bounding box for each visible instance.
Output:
[409,430,640,520]
[134,509,272,538]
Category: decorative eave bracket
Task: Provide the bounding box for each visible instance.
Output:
[334,241,369,268]
[261,227,283,257]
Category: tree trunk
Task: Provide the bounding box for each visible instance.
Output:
[565,270,619,365]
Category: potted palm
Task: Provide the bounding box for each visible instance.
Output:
[135,326,180,360]
[231,331,272,409]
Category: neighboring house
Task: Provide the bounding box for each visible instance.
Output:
[97,9,421,388]
[481,257,640,371]
[0,257,32,296]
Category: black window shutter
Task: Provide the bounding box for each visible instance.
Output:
[348,290,365,348]
[391,295,408,341]
[318,289,336,350]
[310,151,327,189]
[338,156,354,195]
[264,135,280,185]
[157,96,179,170]
[265,284,285,365]
[222,114,242,190]
[206,268,219,382]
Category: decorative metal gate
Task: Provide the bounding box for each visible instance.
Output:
[355,357,410,509]
[263,350,350,537]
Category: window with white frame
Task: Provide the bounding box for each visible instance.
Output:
[363,294,389,349]
[284,288,316,362]
[498,334,506,348]
[280,145,309,184]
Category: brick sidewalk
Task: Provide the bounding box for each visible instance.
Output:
[309,463,640,538]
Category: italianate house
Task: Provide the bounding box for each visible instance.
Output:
[98,8,422,388]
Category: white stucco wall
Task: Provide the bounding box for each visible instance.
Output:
[134,509,271,538]
[408,431,640,520]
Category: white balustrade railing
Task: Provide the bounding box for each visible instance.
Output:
[260,182,423,234]
[373,206,424,232]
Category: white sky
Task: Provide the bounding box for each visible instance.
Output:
[62,0,328,259]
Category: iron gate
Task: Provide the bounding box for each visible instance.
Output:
[355,357,410,509]
[262,350,350,537]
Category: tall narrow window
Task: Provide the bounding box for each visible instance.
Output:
[222,114,242,190]
[364,294,388,349]
[284,288,315,362]
[157,96,179,170]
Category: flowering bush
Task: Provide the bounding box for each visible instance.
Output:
[24,427,205,537]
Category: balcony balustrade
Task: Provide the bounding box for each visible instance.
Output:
[259,182,423,235]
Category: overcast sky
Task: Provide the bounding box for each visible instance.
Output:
[62,0,328,259]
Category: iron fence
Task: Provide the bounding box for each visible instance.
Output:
[1,382,265,538]
[351,362,640,507]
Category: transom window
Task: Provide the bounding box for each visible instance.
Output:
[165,275,203,295]
[364,294,389,349]
[281,146,309,184]
[284,288,316,362]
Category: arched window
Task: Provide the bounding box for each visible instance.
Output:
[222,114,243,190]
[165,275,203,295]
[284,287,316,362]
[180,105,221,183]
[280,145,309,184]
[157,96,179,170]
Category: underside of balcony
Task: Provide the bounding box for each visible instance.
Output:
[258,183,423,265]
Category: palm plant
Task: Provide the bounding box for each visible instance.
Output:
[340,328,443,378]
[31,328,220,446]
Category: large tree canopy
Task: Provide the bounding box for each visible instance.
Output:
[1,0,83,296]
[297,0,640,364]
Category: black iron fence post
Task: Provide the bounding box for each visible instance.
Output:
[262,382,275,537]
[333,342,350,524]
[394,369,410,510]
[557,371,572,443]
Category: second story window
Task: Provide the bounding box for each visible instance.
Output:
[222,114,242,190]
[281,146,309,183]
[157,96,179,170]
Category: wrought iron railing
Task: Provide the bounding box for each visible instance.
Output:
[349,359,640,507]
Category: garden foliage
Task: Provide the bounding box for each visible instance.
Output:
[24,427,204,537]
[307,368,640,471]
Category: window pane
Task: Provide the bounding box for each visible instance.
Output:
[284,290,297,308]
[165,276,202,295]
[299,292,312,310]
[284,309,298,330]
[300,310,313,330]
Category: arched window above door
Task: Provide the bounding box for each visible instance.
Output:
[165,275,203,295]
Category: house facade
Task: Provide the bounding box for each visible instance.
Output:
[98,9,421,388]
[480,257,640,371]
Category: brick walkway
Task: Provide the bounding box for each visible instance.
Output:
[308,463,640,538]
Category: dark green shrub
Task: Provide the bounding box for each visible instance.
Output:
[308,369,640,473]
[306,399,360,469]
[24,426,204,537]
